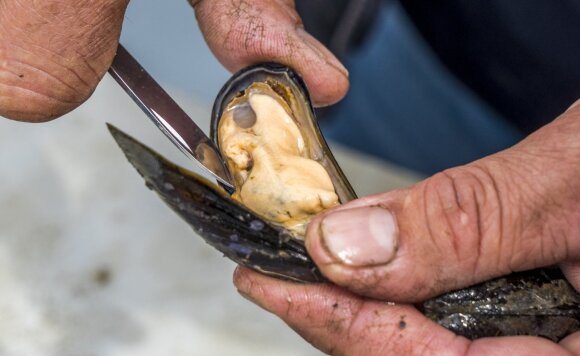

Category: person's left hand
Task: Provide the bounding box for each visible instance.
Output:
[234,101,580,355]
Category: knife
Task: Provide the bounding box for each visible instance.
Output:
[108,44,235,193]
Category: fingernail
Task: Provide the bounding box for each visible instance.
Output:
[320,207,398,266]
[296,27,349,78]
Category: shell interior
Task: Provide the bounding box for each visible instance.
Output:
[211,63,357,205]
[210,64,357,234]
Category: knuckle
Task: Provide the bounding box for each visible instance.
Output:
[422,165,505,277]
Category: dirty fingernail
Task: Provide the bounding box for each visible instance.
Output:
[296,27,349,78]
[321,207,398,266]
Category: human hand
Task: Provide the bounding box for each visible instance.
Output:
[192,0,349,107]
[234,100,580,355]
[0,0,130,122]
[1,0,348,122]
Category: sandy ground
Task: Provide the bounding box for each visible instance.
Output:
[0,73,419,356]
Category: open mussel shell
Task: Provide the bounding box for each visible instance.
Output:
[210,63,357,203]
[108,124,579,341]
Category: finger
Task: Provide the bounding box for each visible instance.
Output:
[234,267,470,355]
[234,267,571,355]
[0,0,130,122]
[306,101,580,301]
[192,0,349,107]
[561,260,580,291]
[560,331,580,354]
[469,336,572,356]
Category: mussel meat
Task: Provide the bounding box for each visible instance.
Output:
[211,64,356,236]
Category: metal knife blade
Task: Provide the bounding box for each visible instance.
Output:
[108,44,235,192]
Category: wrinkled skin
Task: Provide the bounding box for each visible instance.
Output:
[2,1,579,354]
[0,0,130,121]
[0,0,346,121]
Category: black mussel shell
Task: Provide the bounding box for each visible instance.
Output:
[107,124,324,283]
[421,267,580,341]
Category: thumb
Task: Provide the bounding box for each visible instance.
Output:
[306,100,580,302]
[192,0,349,107]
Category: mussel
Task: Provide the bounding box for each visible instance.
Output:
[108,63,579,341]
[108,63,354,283]
[211,64,356,236]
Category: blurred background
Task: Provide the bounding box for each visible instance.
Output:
[0,1,418,355]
